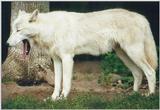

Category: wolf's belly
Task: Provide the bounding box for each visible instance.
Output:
[74,40,114,56]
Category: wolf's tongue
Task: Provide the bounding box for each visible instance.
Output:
[22,40,30,59]
[23,41,28,59]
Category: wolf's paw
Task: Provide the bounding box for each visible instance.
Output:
[51,95,61,101]
[141,92,154,97]
[44,95,61,102]
[51,92,63,101]
[59,93,67,100]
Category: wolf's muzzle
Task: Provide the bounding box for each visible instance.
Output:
[6,42,11,47]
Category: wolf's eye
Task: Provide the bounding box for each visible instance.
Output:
[16,27,24,32]
[17,28,22,32]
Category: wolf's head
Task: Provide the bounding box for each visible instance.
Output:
[7,9,39,46]
[7,9,39,57]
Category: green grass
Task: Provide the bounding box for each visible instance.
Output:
[2,92,159,109]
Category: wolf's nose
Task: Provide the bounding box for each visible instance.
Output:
[6,42,10,47]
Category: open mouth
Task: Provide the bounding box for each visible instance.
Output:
[22,39,30,59]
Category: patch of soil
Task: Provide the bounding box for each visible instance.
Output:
[2,82,124,102]
[2,82,53,101]
[2,70,124,101]
[74,61,101,73]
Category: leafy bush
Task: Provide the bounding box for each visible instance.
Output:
[100,52,132,87]
[101,52,131,76]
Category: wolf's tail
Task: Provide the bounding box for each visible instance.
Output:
[144,24,158,70]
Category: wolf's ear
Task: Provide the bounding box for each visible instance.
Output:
[29,9,39,22]
[18,10,26,15]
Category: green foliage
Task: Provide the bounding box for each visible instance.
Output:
[120,76,134,89]
[101,52,131,76]
[98,72,133,88]
[107,92,159,109]
[2,92,159,109]
[100,52,132,87]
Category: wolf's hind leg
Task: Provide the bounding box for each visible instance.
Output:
[122,43,156,94]
[115,47,143,92]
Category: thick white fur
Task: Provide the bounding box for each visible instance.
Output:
[7,9,158,100]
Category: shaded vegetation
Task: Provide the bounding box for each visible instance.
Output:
[100,52,133,88]
[101,52,131,76]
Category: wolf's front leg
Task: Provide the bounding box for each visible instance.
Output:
[61,55,74,98]
[51,57,62,100]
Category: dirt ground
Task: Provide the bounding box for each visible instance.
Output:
[2,61,159,102]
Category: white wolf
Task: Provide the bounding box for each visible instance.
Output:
[7,9,158,100]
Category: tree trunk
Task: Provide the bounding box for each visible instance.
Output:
[2,2,54,86]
